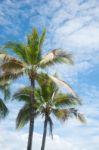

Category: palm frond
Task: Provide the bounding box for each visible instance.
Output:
[27,27,40,64]
[39,49,73,67]
[69,108,86,123]
[77,113,86,123]
[0,71,23,84]
[54,94,81,107]
[49,75,77,97]
[0,98,9,119]
[37,72,57,100]
[16,104,29,129]
[13,86,32,102]
[4,42,28,63]
[39,28,46,50]
[1,56,25,73]
[53,109,70,122]
[16,103,39,129]
[0,83,11,101]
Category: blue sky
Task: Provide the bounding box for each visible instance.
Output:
[0,0,99,150]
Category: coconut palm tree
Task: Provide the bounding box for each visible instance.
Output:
[13,74,85,150]
[36,73,85,150]
[0,27,76,150]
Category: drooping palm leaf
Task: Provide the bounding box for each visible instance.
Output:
[77,113,86,123]
[49,75,77,97]
[53,108,70,122]
[0,83,11,101]
[16,103,39,129]
[16,104,29,129]
[1,56,25,73]
[0,71,23,85]
[0,98,9,119]
[69,108,86,123]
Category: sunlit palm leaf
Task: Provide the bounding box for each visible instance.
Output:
[49,75,77,97]
[39,49,73,67]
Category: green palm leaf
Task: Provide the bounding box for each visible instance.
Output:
[16,104,29,129]
[39,28,46,50]
[39,49,73,67]
[0,98,9,119]
[4,42,28,63]
[27,27,40,64]
[13,86,32,102]
[54,94,81,107]
[0,83,11,101]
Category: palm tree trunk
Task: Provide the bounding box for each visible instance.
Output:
[27,78,35,150]
[41,117,47,150]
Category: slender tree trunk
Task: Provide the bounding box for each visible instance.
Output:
[27,77,35,150]
[41,117,47,150]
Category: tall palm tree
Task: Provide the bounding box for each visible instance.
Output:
[0,28,76,150]
[13,74,85,150]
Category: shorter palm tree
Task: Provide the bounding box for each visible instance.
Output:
[37,74,85,150]
[12,74,85,150]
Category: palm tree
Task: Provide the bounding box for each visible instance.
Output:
[36,73,85,150]
[13,74,85,150]
[0,27,76,150]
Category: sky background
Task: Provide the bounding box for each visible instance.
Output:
[0,0,99,150]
